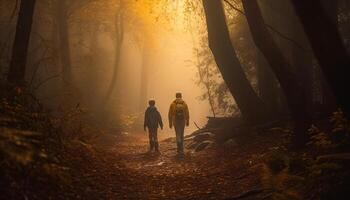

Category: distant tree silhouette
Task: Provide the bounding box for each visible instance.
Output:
[55,0,72,86]
[104,0,125,104]
[7,0,37,85]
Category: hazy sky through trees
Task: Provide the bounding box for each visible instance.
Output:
[116,23,211,134]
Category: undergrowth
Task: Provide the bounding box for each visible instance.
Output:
[0,86,99,199]
[262,110,350,200]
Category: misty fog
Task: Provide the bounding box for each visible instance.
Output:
[23,0,214,135]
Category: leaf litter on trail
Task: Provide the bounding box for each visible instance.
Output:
[144,161,165,167]
[25,131,284,200]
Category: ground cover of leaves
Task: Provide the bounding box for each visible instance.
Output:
[61,131,283,200]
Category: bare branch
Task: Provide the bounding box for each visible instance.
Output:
[223,0,309,51]
[33,74,62,92]
[9,0,19,22]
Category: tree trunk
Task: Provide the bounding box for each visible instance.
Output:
[291,21,315,118]
[7,0,36,85]
[139,49,150,111]
[290,0,350,119]
[322,0,339,27]
[257,50,279,114]
[104,4,124,104]
[242,0,309,147]
[320,0,339,115]
[56,0,72,86]
[86,24,101,108]
[202,0,268,124]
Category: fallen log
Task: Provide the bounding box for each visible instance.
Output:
[194,140,215,152]
[185,128,221,139]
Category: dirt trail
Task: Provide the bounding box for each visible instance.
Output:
[72,133,268,200]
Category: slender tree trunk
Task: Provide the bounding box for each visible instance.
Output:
[56,0,72,86]
[290,0,350,119]
[242,0,309,147]
[139,48,150,111]
[202,0,268,124]
[205,63,217,118]
[104,5,124,104]
[85,24,101,108]
[7,0,36,85]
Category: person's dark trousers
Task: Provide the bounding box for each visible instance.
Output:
[148,127,159,151]
[174,120,185,153]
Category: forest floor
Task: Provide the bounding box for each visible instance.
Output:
[2,91,350,199]
[0,92,288,200]
[60,131,284,200]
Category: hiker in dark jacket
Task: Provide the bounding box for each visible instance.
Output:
[144,99,163,153]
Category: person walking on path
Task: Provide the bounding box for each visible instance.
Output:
[144,99,163,153]
[168,92,189,154]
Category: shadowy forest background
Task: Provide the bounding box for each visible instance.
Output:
[0,0,350,199]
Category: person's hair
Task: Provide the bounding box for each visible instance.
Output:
[176,92,182,98]
[148,100,155,106]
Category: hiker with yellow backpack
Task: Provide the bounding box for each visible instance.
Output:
[168,92,190,154]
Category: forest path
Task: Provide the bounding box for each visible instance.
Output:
[76,133,264,200]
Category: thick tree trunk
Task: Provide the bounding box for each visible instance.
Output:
[202,0,268,124]
[320,0,339,115]
[320,74,338,115]
[7,0,36,85]
[257,50,279,114]
[290,0,350,119]
[291,22,314,118]
[57,0,72,86]
[242,0,309,147]
[322,0,339,27]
